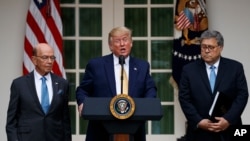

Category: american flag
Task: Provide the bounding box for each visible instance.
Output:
[176,8,193,30]
[171,0,208,87]
[23,0,66,78]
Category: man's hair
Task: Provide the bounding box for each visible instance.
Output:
[200,30,224,47]
[108,26,132,45]
[32,46,38,56]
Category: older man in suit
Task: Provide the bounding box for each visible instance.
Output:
[76,26,157,141]
[6,43,71,141]
[178,30,249,141]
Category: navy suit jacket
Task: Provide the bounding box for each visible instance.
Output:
[179,57,249,141]
[6,72,71,141]
[76,54,157,141]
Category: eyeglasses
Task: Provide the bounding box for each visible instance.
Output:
[36,56,56,61]
[201,44,219,51]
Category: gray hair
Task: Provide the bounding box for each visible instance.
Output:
[200,30,224,47]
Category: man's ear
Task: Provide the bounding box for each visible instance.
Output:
[109,45,113,52]
[31,56,37,65]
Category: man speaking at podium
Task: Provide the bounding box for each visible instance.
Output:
[76,26,157,141]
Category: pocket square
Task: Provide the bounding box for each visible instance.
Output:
[57,89,63,95]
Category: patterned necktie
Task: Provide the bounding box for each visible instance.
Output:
[209,66,216,92]
[114,68,130,141]
[41,76,50,114]
[122,68,128,94]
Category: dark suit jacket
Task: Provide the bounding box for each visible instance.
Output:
[179,57,249,141]
[76,54,157,141]
[6,72,71,141]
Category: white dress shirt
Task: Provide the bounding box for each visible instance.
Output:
[113,54,129,95]
[34,70,53,104]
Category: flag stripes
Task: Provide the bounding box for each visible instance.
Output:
[171,0,208,87]
[176,11,192,30]
[23,0,66,78]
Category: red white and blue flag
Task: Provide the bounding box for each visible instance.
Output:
[23,0,66,78]
[176,8,193,30]
[171,0,208,87]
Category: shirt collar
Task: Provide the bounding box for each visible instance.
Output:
[34,69,51,80]
[205,58,220,69]
[113,54,130,66]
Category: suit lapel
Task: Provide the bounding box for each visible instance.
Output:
[199,58,226,94]
[214,57,226,93]
[104,54,117,96]
[49,73,59,112]
[128,57,138,97]
[198,60,213,93]
[26,72,45,113]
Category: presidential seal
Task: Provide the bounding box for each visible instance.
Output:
[110,94,135,120]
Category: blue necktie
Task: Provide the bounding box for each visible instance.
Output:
[41,77,50,114]
[209,66,216,92]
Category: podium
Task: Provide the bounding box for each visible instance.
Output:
[82,97,163,141]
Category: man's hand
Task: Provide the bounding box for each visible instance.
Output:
[197,119,213,131]
[209,117,230,132]
[78,103,84,116]
[198,117,229,132]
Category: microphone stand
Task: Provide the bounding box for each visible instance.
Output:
[119,55,125,94]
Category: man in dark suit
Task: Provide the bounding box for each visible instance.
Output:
[76,26,157,141]
[6,43,71,141]
[178,30,249,141]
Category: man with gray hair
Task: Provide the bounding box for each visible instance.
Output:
[6,43,71,141]
[178,30,249,141]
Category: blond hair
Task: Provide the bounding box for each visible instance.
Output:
[108,26,132,45]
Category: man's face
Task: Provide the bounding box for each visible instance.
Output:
[32,45,55,75]
[109,33,132,58]
[200,38,223,65]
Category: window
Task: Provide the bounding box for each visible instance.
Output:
[61,0,176,140]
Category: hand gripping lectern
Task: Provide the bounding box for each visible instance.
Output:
[82,97,163,141]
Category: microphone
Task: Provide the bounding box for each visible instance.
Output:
[119,55,125,94]
[119,55,125,65]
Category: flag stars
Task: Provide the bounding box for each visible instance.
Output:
[37,0,43,4]
[174,51,178,56]
[184,55,187,60]
[178,53,183,58]
[173,51,201,61]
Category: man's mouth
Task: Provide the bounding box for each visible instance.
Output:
[120,48,126,52]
